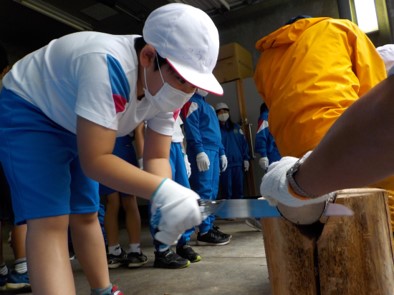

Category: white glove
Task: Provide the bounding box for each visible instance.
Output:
[196,152,210,172]
[260,151,334,208]
[151,178,202,245]
[220,155,228,172]
[259,157,269,171]
[138,158,143,170]
[184,154,192,178]
[244,160,250,172]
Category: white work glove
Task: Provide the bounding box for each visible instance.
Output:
[260,151,334,208]
[244,160,250,172]
[259,157,269,172]
[184,154,192,178]
[196,152,210,172]
[150,178,202,245]
[220,154,228,172]
[138,158,143,170]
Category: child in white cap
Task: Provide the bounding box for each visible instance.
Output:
[0,3,222,295]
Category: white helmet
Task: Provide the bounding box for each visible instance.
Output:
[215,102,229,111]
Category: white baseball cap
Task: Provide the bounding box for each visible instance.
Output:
[143,3,223,96]
[215,102,229,111]
[377,44,394,73]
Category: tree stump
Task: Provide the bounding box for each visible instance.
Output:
[261,188,394,295]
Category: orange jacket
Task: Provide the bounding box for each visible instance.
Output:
[254,17,386,157]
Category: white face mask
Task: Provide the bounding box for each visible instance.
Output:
[143,60,193,112]
[218,113,229,122]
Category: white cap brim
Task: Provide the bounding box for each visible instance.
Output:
[167,59,223,96]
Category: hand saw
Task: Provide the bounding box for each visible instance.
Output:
[198,198,354,220]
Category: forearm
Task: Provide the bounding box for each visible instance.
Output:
[295,76,394,196]
[83,153,163,200]
[144,157,172,179]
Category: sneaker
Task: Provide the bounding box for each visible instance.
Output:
[0,273,7,291]
[245,218,262,231]
[125,252,148,268]
[197,229,231,246]
[154,248,190,269]
[110,285,124,295]
[6,270,31,291]
[107,248,127,269]
[176,244,201,263]
[212,225,232,240]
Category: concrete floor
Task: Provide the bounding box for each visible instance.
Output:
[2,219,273,295]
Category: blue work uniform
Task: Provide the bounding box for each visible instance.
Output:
[181,93,225,234]
[255,110,281,164]
[219,121,250,199]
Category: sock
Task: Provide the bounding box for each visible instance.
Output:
[108,244,122,256]
[158,244,170,252]
[0,263,8,276]
[127,243,141,254]
[91,284,112,295]
[14,258,27,274]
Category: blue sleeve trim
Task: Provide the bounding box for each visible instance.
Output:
[150,178,168,200]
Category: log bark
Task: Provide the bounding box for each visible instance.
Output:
[261,188,394,295]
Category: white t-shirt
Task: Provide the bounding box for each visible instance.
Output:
[3,32,175,136]
[172,115,184,143]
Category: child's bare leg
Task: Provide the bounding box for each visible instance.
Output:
[104,192,120,247]
[27,215,75,295]
[122,195,141,244]
[70,212,110,289]
[11,224,27,259]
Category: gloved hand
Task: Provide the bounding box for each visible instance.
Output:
[138,158,143,170]
[196,152,210,172]
[259,157,269,171]
[220,154,228,172]
[184,154,192,178]
[150,178,202,245]
[244,160,250,172]
[260,152,335,208]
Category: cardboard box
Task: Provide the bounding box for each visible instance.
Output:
[213,42,254,83]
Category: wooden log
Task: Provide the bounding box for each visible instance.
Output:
[261,188,394,295]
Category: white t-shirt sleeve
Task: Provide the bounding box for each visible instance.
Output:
[147,111,176,136]
[74,53,130,130]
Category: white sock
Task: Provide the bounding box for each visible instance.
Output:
[127,243,141,254]
[108,244,122,256]
[14,258,27,274]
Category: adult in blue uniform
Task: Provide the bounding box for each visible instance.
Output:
[255,103,281,172]
[181,91,231,245]
[215,102,250,199]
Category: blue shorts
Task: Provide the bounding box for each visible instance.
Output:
[99,135,138,196]
[0,88,99,224]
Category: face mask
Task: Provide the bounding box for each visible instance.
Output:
[218,113,229,122]
[196,89,208,97]
[143,59,193,112]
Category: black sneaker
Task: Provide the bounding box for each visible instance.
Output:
[197,229,231,246]
[125,252,148,268]
[154,249,190,269]
[213,225,232,240]
[176,244,201,263]
[107,248,127,269]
